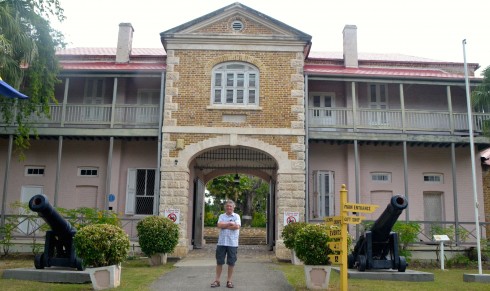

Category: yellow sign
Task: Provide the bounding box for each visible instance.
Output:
[328,229,342,238]
[343,203,378,213]
[325,216,342,225]
[343,215,365,224]
[328,254,343,265]
[327,242,341,251]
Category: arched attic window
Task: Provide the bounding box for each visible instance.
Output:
[211,62,259,106]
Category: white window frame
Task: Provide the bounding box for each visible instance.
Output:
[137,89,160,105]
[125,168,158,215]
[25,166,45,177]
[313,170,335,218]
[368,83,389,125]
[371,172,392,183]
[211,62,259,106]
[78,167,99,177]
[423,173,444,184]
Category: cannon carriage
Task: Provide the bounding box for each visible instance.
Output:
[28,194,84,270]
[348,195,408,272]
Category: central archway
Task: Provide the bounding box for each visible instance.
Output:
[190,146,278,251]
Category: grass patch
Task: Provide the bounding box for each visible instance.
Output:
[274,263,490,291]
[0,256,175,291]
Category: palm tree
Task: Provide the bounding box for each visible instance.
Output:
[0,0,65,156]
[472,66,490,112]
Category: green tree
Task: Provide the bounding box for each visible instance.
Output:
[206,174,268,226]
[472,66,490,135]
[0,0,65,157]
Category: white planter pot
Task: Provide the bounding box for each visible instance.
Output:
[304,265,331,290]
[149,253,168,265]
[87,264,121,290]
[291,250,304,265]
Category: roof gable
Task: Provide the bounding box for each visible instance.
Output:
[160,2,311,50]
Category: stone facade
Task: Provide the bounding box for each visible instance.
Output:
[159,3,311,259]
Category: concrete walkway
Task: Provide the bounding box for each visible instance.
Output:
[150,245,294,291]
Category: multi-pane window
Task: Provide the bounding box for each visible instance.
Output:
[423,173,443,183]
[212,62,259,105]
[25,166,45,176]
[313,170,334,218]
[371,172,391,183]
[135,169,156,215]
[125,169,157,215]
[78,167,98,177]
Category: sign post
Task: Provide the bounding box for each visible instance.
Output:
[325,184,378,291]
[433,235,450,270]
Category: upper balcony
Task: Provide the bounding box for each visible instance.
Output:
[308,107,490,135]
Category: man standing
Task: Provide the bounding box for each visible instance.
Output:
[211,200,241,288]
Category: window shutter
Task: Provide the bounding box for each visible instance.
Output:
[125,168,136,215]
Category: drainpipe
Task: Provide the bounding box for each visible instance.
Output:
[156,71,166,215]
[305,74,309,223]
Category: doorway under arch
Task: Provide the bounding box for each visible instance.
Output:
[190,147,278,251]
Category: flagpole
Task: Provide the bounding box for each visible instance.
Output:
[462,39,482,274]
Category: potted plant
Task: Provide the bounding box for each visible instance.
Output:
[73,223,130,290]
[137,216,179,265]
[293,224,333,290]
[281,222,307,265]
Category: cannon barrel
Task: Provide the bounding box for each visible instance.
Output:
[28,194,74,238]
[370,195,408,242]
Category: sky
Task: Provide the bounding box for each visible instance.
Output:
[54,0,490,75]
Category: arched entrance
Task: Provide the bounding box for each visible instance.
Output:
[191,147,277,251]
[160,135,305,260]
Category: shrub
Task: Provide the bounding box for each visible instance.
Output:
[251,212,266,227]
[392,221,421,260]
[204,211,218,227]
[137,216,179,256]
[74,223,130,267]
[294,224,332,265]
[281,222,307,250]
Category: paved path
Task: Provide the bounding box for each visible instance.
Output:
[150,245,294,291]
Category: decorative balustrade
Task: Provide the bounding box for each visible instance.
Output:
[309,107,490,133]
[0,104,160,128]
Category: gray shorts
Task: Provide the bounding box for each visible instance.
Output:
[216,245,238,266]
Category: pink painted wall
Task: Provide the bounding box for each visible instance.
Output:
[308,143,484,224]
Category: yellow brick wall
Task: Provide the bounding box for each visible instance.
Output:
[168,133,297,160]
[171,50,299,128]
[195,15,276,35]
[482,167,490,237]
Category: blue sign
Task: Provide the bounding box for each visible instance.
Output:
[108,194,115,202]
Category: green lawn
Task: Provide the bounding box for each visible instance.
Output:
[275,262,490,291]
[0,256,175,291]
[1,256,490,290]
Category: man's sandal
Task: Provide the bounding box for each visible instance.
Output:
[211,281,220,288]
[226,281,234,288]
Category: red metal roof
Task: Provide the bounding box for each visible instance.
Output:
[308,52,443,63]
[56,47,166,56]
[60,62,165,71]
[304,64,476,80]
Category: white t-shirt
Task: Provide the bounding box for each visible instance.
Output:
[217,212,241,247]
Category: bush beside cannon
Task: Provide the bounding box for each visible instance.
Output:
[348,195,408,272]
[28,194,84,270]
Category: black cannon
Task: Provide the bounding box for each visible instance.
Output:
[348,195,408,272]
[28,194,84,270]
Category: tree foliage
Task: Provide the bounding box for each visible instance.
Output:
[472,65,490,111]
[0,0,65,158]
[206,174,268,224]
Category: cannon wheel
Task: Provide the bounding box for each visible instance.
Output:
[398,256,407,272]
[34,254,45,269]
[347,254,355,268]
[357,255,367,271]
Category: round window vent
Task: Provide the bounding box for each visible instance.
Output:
[231,20,244,32]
